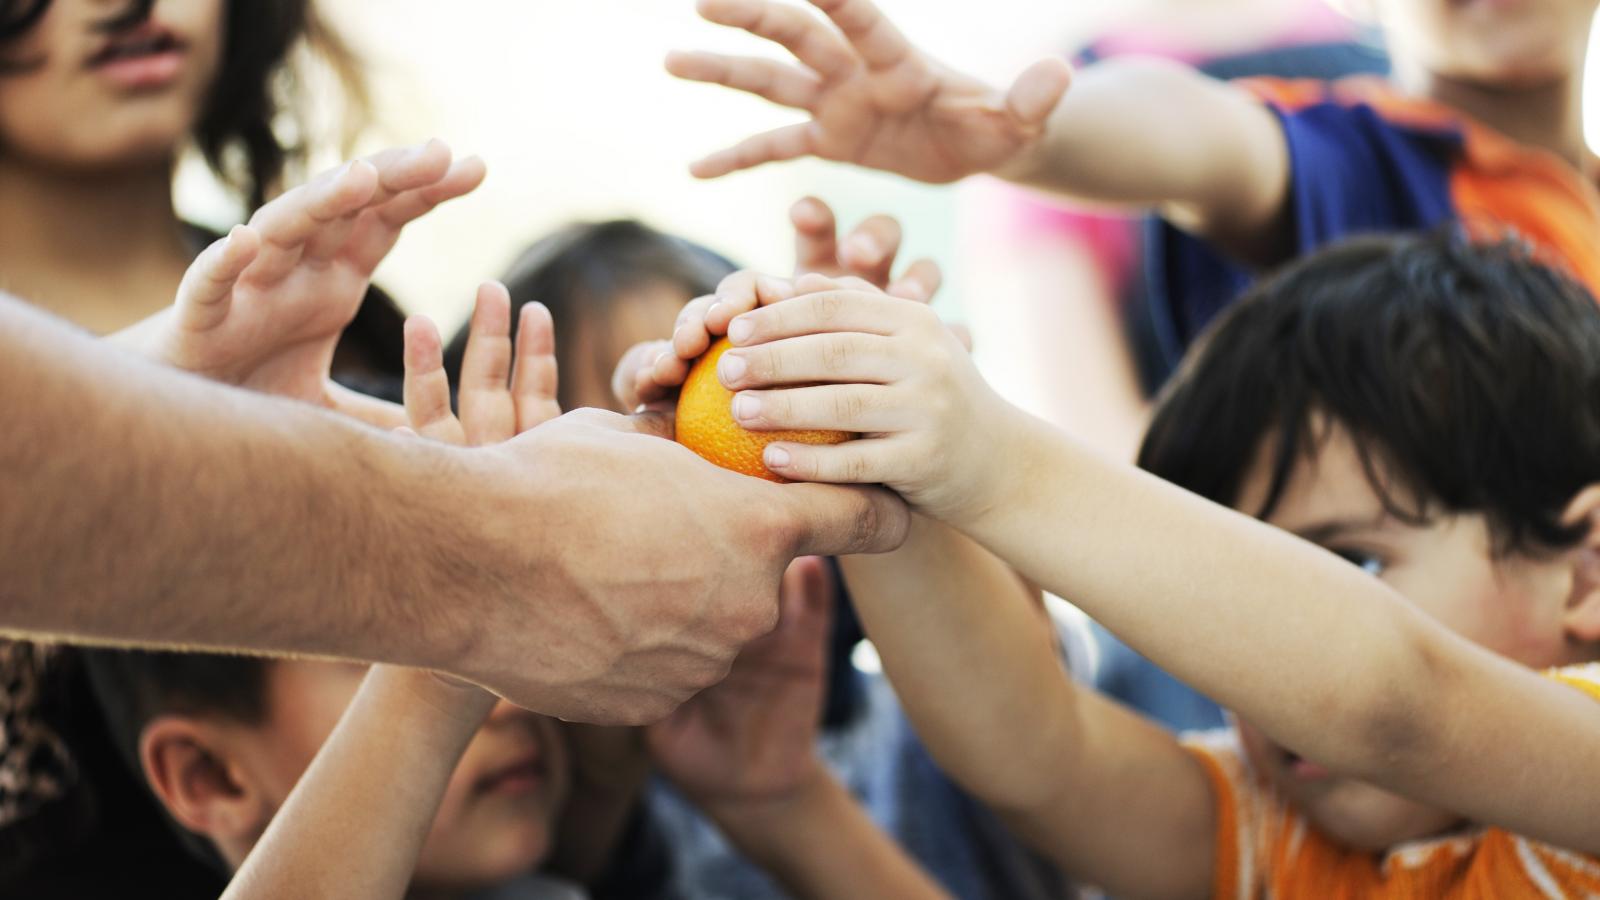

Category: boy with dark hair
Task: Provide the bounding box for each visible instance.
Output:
[653,231,1600,896]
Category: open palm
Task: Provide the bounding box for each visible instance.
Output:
[158,141,485,419]
[669,0,1071,183]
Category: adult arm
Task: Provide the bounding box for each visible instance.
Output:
[0,295,908,723]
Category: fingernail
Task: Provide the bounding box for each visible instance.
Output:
[732,393,760,421]
[765,445,791,467]
[719,352,747,383]
[706,300,725,321]
[728,317,754,344]
[847,235,882,264]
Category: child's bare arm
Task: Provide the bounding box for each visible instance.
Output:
[224,283,566,900]
[650,557,951,899]
[724,279,1600,859]
[674,0,1288,261]
[221,668,497,900]
[840,518,1217,900]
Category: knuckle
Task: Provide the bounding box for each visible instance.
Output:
[843,452,872,483]
[814,291,844,323]
[832,388,866,424]
[821,335,852,374]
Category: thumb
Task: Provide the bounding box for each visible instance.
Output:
[1006,58,1073,127]
[778,483,909,557]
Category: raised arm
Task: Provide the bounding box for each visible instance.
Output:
[673,0,1288,258]
[221,667,498,900]
[225,281,561,900]
[651,556,951,900]
[838,518,1216,900]
[717,278,1600,859]
[0,287,907,723]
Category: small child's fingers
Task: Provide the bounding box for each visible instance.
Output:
[302,143,444,261]
[762,439,890,486]
[612,339,670,410]
[688,121,817,180]
[1006,57,1074,128]
[512,301,563,433]
[730,384,900,433]
[363,139,453,208]
[778,555,836,640]
[886,258,942,304]
[838,215,902,288]
[717,332,900,392]
[792,271,844,296]
[727,290,916,347]
[703,272,798,334]
[672,295,718,360]
[247,160,379,281]
[174,225,260,333]
[650,350,693,392]
[790,195,840,276]
[459,282,514,393]
[345,156,488,273]
[665,50,822,111]
[457,282,519,446]
[402,315,467,445]
[374,155,487,231]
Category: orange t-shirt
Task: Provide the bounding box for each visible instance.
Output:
[1183,664,1600,899]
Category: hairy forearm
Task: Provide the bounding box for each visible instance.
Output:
[840,518,1079,811]
[998,58,1287,252]
[224,666,494,900]
[0,297,471,668]
[700,766,950,900]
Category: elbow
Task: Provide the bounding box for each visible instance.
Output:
[1340,618,1456,780]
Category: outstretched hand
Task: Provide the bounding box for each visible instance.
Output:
[616,196,942,410]
[402,281,562,446]
[136,140,486,427]
[647,555,835,805]
[668,0,1071,182]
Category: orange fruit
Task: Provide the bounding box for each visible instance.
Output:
[676,337,852,482]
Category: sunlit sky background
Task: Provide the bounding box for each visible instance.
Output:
[175,0,1600,411]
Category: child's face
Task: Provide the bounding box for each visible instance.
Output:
[1230,421,1588,850]
[231,661,571,893]
[1374,0,1599,87]
[567,280,695,411]
[0,0,224,169]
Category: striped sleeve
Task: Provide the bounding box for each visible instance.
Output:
[1547,662,1600,703]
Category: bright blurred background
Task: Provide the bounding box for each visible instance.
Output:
[173,0,1600,418]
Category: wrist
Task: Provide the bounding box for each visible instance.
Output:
[941,393,1034,533]
[694,758,831,854]
[364,666,497,751]
[369,437,504,677]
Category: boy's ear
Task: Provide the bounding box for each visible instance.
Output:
[139,716,271,848]
[1560,485,1600,643]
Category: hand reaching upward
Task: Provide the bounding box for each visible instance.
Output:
[668,0,1072,182]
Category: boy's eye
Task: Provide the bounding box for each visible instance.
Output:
[1331,549,1386,577]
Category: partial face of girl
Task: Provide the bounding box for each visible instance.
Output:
[0,0,224,169]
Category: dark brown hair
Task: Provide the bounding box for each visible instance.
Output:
[1,0,371,208]
[1139,231,1600,556]
[445,219,737,411]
